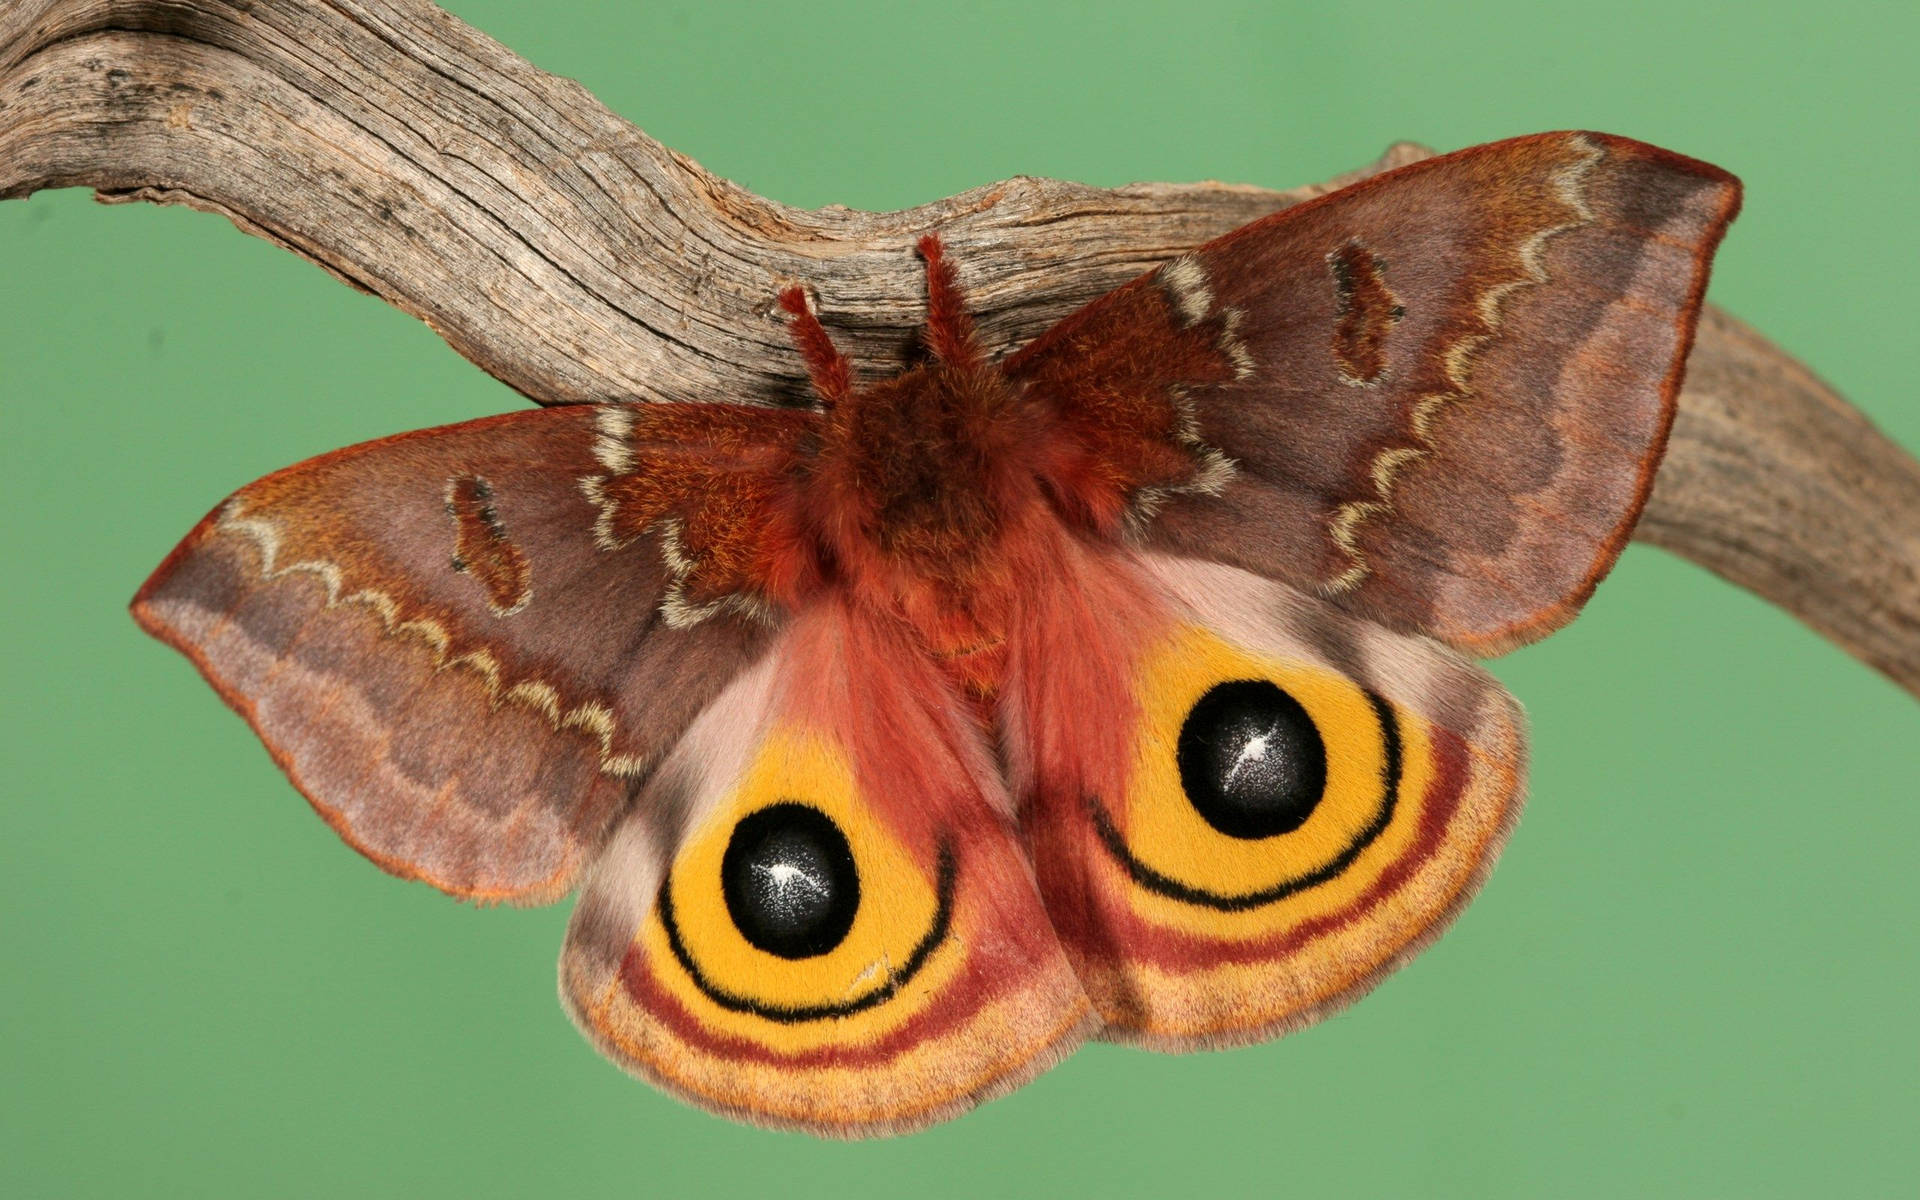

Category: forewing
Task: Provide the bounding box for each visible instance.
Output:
[1001,548,1524,1047]
[1007,131,1741,653]
[133,403,811,903]
[562,594,1092,1135]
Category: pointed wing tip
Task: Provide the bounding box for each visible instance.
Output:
[1389,131,1744,657]
[127,515,596,909]
[1561,129,1745,219]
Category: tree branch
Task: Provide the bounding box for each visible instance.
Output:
[5,0,1916,695]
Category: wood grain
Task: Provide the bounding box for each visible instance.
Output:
[4,0,1916,696]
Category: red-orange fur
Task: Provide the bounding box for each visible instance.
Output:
[775,287,852,407]
[741,239,1207,703]
[774,594,1016,842]
[999,531,1171,946]
[595,240,1212,801]
[599,404,821,610]
[914,235,979,370]
[1005,277,1239,534]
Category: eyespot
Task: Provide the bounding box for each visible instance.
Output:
[1177,680,1327,839]
[721,802,860,959]
[649,730,951,1027]
[1097,625,1402,911]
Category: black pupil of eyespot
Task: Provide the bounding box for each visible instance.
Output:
[721,802,860,959]
[1177,679,1328,839]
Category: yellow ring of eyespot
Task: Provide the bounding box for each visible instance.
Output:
[1116,625,1398,903]
[651,728,950,1032]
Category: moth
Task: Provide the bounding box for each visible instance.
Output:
[134,132,1740,1136]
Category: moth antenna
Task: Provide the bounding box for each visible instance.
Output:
[917,234,979,369]
[777,285,852,409]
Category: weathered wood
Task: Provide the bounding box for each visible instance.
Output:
[5,0,1917,696]
[1638,307,1920,692]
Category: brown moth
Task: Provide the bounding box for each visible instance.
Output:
[133,132,1740,1135]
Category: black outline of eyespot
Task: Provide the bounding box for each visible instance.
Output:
[1089,690,1402,912]
[657,842,957,1024]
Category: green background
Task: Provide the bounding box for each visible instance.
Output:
[4,1,1915,1196]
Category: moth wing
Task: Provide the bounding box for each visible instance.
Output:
[563,594,1093,1135]
[1006,131,1741,654]
[999,541,1523,1046]
[133,402,810,904]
